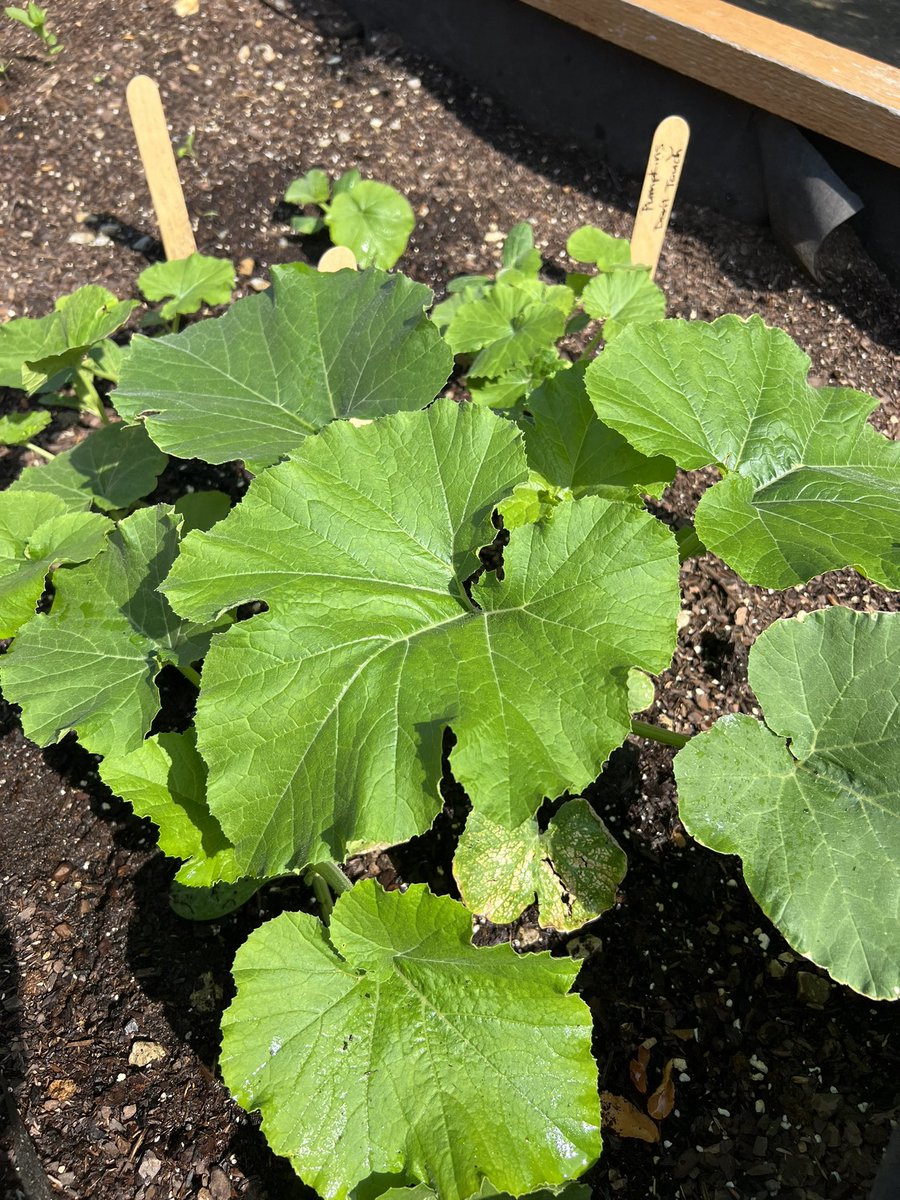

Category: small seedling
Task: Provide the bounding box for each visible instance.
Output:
[433,220,664,413]
[283,167,414,269]
[4,3,62,57]
[175,128,197,161]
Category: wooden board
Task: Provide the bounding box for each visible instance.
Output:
[517,0,900,168]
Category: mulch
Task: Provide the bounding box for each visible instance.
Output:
[1,1,898,1198]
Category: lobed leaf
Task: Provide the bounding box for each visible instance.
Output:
[97,728,255,893]
[284,167,331,206]
[114,266,452,471]
[566,226,631,271]
[585,315,900,588]
[454,799,627,930]
[8,423,167,512]
[138,252,236,321]
[0,491,112,637]
[0,285,136,393]
[522,362,675,502]
[581,269,665,340]
[675,606,900,1000]
[0,505,225,755]
[163,401,679,876]
[0,410,52,445]
[220,881,601,1200]
[445,283,571,380]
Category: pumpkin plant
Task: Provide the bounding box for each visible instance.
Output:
[0,224,897,1200]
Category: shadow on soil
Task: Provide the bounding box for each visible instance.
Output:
[288,0,900,356]
[0,912,55,1200]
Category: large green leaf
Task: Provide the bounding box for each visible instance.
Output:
[376,1183,590,1200]
[138,252,235,321]
[325,180,415,270]
[0,285,136,392]
[522,362,675,501]
[97,728,263,918]
[163,402,679,876]
[453,799,627,930]
[0,491,113,637]
[8,423,167,512]
[585,315,900,588]
[114,267,452,471]
[675,606,900,1001]
[0,505,224,755]
[220,881,600,1200]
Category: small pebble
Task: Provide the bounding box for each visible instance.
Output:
[128,1040,167,1067]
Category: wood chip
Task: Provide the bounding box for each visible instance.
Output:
[601,1091,659,1142]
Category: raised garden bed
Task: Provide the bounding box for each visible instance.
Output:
[1,3,898,1200]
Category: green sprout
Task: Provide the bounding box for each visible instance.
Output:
[4,3,63,57]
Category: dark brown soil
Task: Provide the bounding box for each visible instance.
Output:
[1,2,899,1199]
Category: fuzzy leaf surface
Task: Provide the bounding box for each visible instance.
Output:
[163,402,679,876]
[454,800,627,930]
[586,315,900,588]
[0,506,223,754]
[114,267,452,470]
[675,606,900,1000]
[220,881,600,1200]
[0,491,112,636]
[325,180,415,269]
[8,423,167,511]
[138,252,235,321]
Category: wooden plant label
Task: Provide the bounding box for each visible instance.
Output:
[318,245,358,273]
[630,115,690,277]
[126,74,197,261]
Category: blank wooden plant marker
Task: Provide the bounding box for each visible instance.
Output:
[630,115,690,277]
[126,75,197,261]
[318,245,358,273]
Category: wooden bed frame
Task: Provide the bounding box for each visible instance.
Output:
[518,0,900,167]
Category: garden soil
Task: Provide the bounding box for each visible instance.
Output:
[1,1,899,1198]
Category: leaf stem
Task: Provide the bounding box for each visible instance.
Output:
[178,663,202,688]
[309,871,335,923]
[25,441,54,461]
[675,525,706,562]
[630,718,691,749]
[304,860,352,925]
